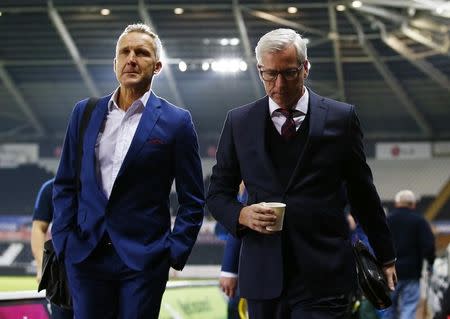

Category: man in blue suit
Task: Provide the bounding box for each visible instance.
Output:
[52,23,205,319]
[207,28,397,319]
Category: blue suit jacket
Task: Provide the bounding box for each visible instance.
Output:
[221,234,241,274]
[52,92,205,271]
[207,89,395,299]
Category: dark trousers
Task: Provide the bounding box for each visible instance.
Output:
[50,303,73,319]
[247,295,352,319]
[65,241,169,319]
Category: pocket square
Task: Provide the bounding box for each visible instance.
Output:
[147,138,165,145]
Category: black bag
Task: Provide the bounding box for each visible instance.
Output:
[352,240,392,310]
[36,97,99,309]
[37,239,72,309]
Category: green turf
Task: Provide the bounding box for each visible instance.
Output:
[0,276,38,292]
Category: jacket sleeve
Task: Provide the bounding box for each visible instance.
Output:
[221,234,241,274]
[206,111,244,237]
[169,111,205,270]
[343,106,396,265]
[419,218,435,269]
[51,101,84,258]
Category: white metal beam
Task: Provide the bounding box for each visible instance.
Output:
[381,32,450,92]
[138,0,185,107]
[232,0,262,100]
[401,24,450,55]
[328,1,346,102]
[0,65,45,136]
[242,6,327,37]
[345,10,433,137]
[47,0,100,97]
[352,4,406,23]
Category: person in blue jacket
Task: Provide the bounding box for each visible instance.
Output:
[218,182,247,319]
[31,178,73,319]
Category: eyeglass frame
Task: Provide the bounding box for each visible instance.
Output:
[257,62,306,82]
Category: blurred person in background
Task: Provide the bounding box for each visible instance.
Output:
[347,213,380,319]
[52,23,204,319]
[220,234,242,319]
[218,182,247,319]
[207,28,397,319]
[380,190,435,319]
[31,178,73,319]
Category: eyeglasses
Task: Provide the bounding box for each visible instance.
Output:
[258,64,304,82]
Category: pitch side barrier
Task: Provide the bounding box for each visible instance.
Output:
[0,280,227,319]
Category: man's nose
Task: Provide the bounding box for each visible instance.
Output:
[274,73,286,87]
[126,52,137,64]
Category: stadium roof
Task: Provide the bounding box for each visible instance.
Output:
[1,0,449,145]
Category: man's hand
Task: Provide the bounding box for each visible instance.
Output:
[36,267,42,284]
[220,276,238,298]
[383,263,397,291]
[238,204,277,234]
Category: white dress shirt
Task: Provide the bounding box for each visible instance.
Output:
[269,86,309,134]
[95,88,150,198]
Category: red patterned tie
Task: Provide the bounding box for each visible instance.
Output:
[278,108,296,141]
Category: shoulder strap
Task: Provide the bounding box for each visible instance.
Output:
[76,97,99,193]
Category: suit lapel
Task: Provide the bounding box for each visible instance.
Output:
[116,91,162,178]
[251,96,284,192]
[286,89,328,191]
[83,95,110,201]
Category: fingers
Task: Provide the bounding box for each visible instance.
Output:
[219,278,237,297]
[388,271,397,291]
[239,204,277,234]
[383,264,397,291]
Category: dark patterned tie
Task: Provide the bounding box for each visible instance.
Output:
[278,108,297,141]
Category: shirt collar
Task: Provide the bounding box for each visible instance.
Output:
[269,86,309,116]
[107,87,151,112]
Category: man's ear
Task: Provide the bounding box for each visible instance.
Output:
[153,61,163,75]
[303,60,310,79]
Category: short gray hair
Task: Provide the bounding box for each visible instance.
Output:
[117,23,163,60]
[255,28,307,65]
[394,190,416,207]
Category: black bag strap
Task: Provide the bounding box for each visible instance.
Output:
[76,97,99,193]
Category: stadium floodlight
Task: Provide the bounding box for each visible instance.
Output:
[351,1,362,8]
[220,38,229,46]
[100,8,110,16]
[336,4,346,11]
[239,61,248,71]
[229,38,240,46]
[211,59,245,73]
[178,61,187,72]
[201,62,210,71]
[174,8,184,15]
[287,7,298,14]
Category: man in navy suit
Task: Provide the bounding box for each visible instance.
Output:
[207,28,397,319]
[52,23,204,319]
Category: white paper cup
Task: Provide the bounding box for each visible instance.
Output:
[261,202,286,231]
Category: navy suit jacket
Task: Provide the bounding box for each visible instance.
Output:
[52,92,205,271]
[207,89,395,299]
[387,207,435,280]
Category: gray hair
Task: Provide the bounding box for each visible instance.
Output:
[117,23,163,61]
[255,28,307,65]
[394,190,416,207]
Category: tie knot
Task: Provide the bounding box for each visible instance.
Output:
[277,108,296,119]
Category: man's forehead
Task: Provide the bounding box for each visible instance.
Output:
[117,32,155,48]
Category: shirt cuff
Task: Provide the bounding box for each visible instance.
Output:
[382,258,397,267]
[220,271,238,278]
